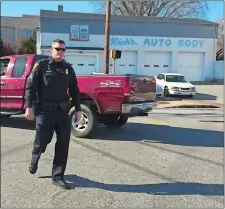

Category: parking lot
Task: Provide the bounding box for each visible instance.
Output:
[1,107,224,208]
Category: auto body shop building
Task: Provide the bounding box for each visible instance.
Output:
[37,7,219,81]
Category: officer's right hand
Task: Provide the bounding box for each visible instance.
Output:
[25,108,35,120]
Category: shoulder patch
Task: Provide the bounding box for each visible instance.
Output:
[32,62,39,71]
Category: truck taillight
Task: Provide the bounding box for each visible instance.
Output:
[124,93,131,96]
[124,79,133,97]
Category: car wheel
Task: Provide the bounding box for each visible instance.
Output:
[103,114,128,128]
[69,104,97,138]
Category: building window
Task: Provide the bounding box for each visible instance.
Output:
[70,25,79,41]
[79,25,89,41]
[70,25,89,41]
[27,29,34,36]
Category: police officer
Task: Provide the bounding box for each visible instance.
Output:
[25,39,82,189]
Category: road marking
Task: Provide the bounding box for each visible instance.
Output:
[148,121,173,126]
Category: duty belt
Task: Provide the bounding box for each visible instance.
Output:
[42,101,70,111]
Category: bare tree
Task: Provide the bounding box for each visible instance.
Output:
[217,19,224,51]
[92,1,209,18]
[216,18,224,60]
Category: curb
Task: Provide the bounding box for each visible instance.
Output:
[163,105,221,109]
[157,100,223,109]
[155,107,223,110]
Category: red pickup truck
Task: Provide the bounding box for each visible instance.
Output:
[0,54,158,138]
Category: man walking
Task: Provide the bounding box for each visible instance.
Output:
[25,39,82,189]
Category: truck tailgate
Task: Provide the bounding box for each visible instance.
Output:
[125,75,156,102]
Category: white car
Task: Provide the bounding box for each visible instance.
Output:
[155,73,196,97]
[156,84,163,97]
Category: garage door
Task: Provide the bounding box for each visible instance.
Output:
[140,51,172,76]
[65,55,97,75]
[177,52,204,81]
[109,51,137,74]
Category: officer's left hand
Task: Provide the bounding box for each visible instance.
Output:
[75,111,82,123]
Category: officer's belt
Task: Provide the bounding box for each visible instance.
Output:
[41,101,70,111]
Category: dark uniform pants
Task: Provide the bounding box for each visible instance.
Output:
[31,110,71,180]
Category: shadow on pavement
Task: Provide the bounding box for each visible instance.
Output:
[188,93,218,101]
[158,93,217,101]
[93,123,224,148]
[0,116,36,130]
[39,175,224,196]
[1,117,223,147]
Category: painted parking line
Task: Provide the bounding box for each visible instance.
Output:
[148,121,173,126]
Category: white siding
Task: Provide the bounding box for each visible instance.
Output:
[40,33,217,81]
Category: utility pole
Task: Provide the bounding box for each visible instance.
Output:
[103,0,111,74]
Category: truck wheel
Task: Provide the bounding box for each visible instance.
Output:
[69,104,96,138]
[103,114,128,128]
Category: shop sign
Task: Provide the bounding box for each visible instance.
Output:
[110,37,204,48]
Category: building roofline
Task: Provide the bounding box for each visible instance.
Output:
[1,15,39,19]
[40,9,219,26]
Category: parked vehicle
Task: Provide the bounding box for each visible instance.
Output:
[156,84,163,98]
[155,73,196,97]
[0,54,158,138]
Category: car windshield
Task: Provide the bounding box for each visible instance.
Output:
[166,75,186,83]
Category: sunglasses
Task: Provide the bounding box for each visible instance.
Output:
[53,47,66,52]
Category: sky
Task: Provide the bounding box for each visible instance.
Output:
[1,1,224,22]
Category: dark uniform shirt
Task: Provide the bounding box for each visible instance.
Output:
[25,57,81,112]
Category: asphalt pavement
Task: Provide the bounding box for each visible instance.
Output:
[1,108,224,208]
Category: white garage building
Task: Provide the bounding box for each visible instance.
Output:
[37,7,219,81]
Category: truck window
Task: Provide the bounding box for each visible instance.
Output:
[11,56,27,78]
[0,58,10,76]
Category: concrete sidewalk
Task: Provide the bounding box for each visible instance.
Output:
[157,85,224,108]
[158,99,223,108]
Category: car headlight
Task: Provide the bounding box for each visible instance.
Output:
[191,87,196,91]
[171,86,179,90]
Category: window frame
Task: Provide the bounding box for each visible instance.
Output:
[27,29,34,36]
[70,24,89,41]
[79,25,89,41]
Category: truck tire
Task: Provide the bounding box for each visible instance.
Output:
[103,114,128,128]
[69,104,96,138]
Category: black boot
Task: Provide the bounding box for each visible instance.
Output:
[52,179,71,189]
[29,163,38,174]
